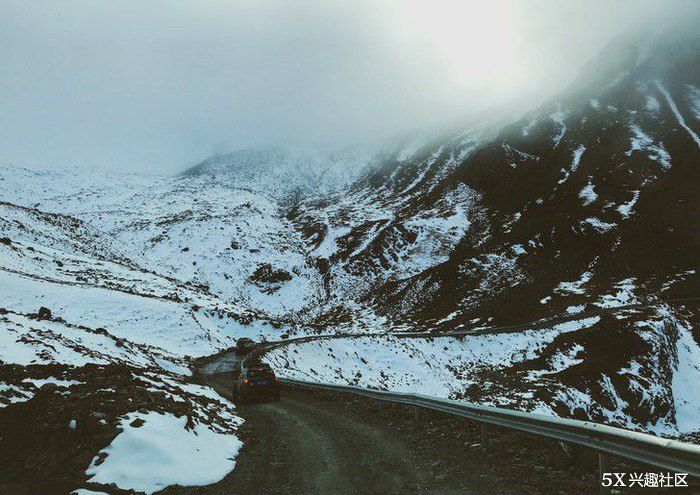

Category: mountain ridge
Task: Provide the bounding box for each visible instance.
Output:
[1,27,699,438]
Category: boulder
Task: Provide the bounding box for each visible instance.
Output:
[40,382,59,393]
[249,263,293,285]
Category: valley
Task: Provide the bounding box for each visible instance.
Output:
[1,26,699,494]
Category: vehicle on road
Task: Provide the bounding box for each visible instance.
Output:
[235,337,257,356]
[236,365,280,403]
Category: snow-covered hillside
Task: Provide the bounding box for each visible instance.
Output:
[0,164,328,318]
[1,24,699,492]
[0,166,310,492]
[266,307,700,436]
[262,29,700,437]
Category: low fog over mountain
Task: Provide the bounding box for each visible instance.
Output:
[1,3,699,494]
[1,0,697,172]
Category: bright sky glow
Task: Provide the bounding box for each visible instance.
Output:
[0,0,695,172]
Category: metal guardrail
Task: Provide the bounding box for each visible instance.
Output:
[280,377,700,479]
[234,332,700,491]
[228,313,700,493]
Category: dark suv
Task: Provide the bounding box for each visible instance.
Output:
[235,365,280,403]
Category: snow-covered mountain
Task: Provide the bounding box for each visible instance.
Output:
[266,28,700,434]
[1,24,699,488]
[184,146,376,199]
[0,163,329,318]
[300,29,700,331]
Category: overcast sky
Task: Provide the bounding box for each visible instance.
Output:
[0,0,695,172]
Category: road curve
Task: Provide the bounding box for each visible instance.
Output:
[162,374,476,495]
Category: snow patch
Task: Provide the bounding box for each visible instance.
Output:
[522,117,537,136]
[645,95,660,113]
[578,180,598,206]
[511,244,526,255]
[672,321,700,431]
[687,85,700,120]
[23,377,83,388]
[617,190,640,219]
[549,106,567,148]
[566,305,585,314]
[528,344,585,378]
[654,81,700,147]
[555,271,592,295]
[558,145,585,185]
[626,124,671,168]
[583,217,616,233]
[267,318,600,402]
[398,146,443,196]
[0,382,32,406]
[596,278,638,308]
[86,411,242,494]
[314,224,351,258]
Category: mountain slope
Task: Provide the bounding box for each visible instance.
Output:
[349,30,700,332]
[266,28,700,435]
[1,25,699,444]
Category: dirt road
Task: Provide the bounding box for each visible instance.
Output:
[165,353,690,495]
[161,375,481,495]
[159,373,654,495]
[225,395,429,494]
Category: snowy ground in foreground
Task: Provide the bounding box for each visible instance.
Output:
[0,359,246,494]
[79,372,243,494]
[86,410,241,494]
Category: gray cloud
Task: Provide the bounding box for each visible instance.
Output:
[0,0,696,172]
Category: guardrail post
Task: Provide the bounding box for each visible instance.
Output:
[598,452,610,495]
[480,423,490,448]
[414,405,421,421]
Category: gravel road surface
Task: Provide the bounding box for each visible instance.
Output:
[161,374,481,494]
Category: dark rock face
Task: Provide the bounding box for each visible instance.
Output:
[293,31,700,334]
[129,417,145,428]
[0,237,11,246]
[37,307,52,320]
[272,30,700,432]
[39,382,59,393]
[249,263,293,285]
